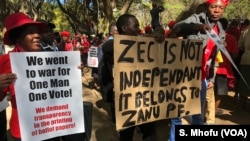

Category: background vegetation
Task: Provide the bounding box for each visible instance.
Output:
[0,0,249,37]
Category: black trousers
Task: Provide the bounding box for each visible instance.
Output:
[0,109,7,141]
[119,122,158,141]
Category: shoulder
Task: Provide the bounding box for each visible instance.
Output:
[0,54,11,73]
[0,54,10,62]
[184,13,204,23]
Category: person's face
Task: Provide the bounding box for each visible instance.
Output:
[124,17,140,36]
[207,0,226,21]
[17,25,41,51]
[62,36,69,42]
[94,37,102,45]
[110,26,118,35]
[76,41,81,47]
[41,27,55,44]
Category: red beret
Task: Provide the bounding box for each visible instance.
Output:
[144,26,152,33]
[61,31,70,37]
[168,21,176,29]
[206,0,230,6]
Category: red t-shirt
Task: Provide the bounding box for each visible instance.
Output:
[82,40,90,53]
[65,41,73,51]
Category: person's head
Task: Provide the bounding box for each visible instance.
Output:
[3,12,46,51]
[116,14,140,36]
[82,34,88,41]
[229,19,239,27]
[54,31,61,43]
[93,33,103,45]
[152,2,157,8]
[243,19,250,26]
[206,0,230,22]
[40,20,56,45]
[108,22,118,37]
[74,37,82,48]
[196,2,208,14]
[240,19,249,28]
[61,30,70,42]
[219,18,228,30]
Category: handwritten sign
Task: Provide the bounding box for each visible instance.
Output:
[113,35,203,130]
[10,52,84,141]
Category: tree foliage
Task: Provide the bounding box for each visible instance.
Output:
[0,0,249,37]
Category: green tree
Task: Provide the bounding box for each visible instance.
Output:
[1,0,249,37]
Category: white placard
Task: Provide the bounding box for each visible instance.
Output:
[10,52,84,141]
[87,46,99,68]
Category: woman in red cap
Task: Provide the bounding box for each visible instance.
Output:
[0,12,57,141]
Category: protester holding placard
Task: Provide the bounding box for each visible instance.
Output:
[102,14,159,141]
[88,33,104,88]
[0,12,70,141]
[168,0,229,140]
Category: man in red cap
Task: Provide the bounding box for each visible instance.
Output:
[168,0,229,140]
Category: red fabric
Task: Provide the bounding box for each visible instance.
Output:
[61,31,70,37]
[3,12,46,45]
[206,0,230,6]
[168,21,176,29]
[72,37,82,47]
[65,41,73,51]
[165,29,172,38]
[202,24,218,80]
[82,40,90,53]
[0,45,24,138]
[226,26,241,41]
[144,26,152,33]
[216,33,238,88]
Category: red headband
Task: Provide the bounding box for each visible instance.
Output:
[206,0,230,6]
